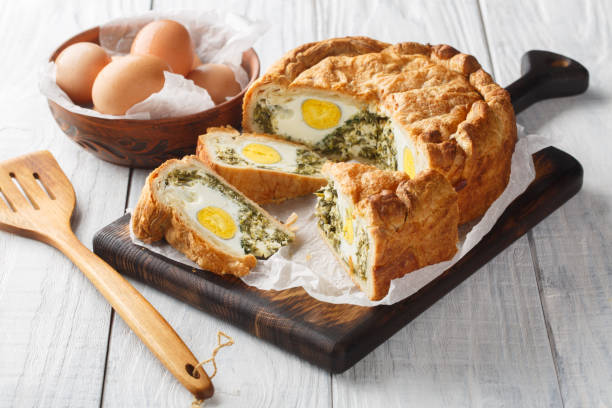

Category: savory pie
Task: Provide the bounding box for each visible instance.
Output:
[131,155,294,277]
[196,126,327,204]
[316,161,459,300]
[242,37,516,223]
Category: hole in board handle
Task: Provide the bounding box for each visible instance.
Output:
[186,363,200,379]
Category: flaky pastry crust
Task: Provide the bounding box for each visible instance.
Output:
[243,37,516,224]
[322,162,459,300]
[197,126,327,204]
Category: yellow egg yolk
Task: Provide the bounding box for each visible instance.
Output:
[343,208,354,245]
[197,206,237,239]
[403,148,416,178]
[301,99,341,130]
[242,143,281,164]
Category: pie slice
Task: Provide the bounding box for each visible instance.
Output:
[242,37,516,223]
[131,155,294,277]
[196,126,327,204]
[315,161,459,300]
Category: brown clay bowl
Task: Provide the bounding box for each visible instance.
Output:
[47,26,260,168]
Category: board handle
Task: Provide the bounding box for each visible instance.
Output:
[506,50,589,114]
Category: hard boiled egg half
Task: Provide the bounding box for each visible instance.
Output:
[262,93,362,146]
[162,177,244,253]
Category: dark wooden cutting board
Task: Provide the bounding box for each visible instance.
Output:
[93,146,582,373]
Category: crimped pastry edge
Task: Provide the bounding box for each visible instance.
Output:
[320,161,459,300]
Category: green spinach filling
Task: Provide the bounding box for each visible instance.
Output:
[254,100,397,170]
[317,111,397,170]
[354,227,369,281]
[253,101,276,134]
[295,148,326,175]
[314,182,341,250]
[313,111,397,170]
[315,111,386,162]
[215,147,249,166]
[238,206,290,257]
[377,122,398,171]
[165,169,291,258]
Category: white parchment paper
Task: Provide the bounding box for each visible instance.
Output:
[39,10,267,119]
[129,126,549,306]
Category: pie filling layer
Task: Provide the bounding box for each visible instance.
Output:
[253,95,423,176]
[160,168,291,258]
[206,132,326,176]
[315,180,370,281]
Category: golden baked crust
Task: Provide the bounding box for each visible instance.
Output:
[197,126,327,204]
[243,37,516,224]
[321,162,459,300]
[131,155,293,277]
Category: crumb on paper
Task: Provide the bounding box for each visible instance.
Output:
[285,212,298,227]
[305,253,312,262]
[285,212,299,231]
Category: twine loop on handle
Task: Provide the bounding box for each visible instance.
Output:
[191,331,235,407]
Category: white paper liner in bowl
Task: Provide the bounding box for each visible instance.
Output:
[129,126,549,306]
[39,10,267,120]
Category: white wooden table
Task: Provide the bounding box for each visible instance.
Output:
[1,1,611,406]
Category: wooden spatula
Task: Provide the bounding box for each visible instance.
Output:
[0,150,213,400]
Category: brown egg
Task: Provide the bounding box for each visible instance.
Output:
[187,63,241,105]
[130,20,194,76]
[92,55,169,115]
[55,42,111,105]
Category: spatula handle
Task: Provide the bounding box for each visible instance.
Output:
[52,230,214,400]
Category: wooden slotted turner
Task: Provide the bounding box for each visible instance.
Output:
[0,150,214,400]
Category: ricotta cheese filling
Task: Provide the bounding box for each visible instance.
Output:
[161,168,291,258]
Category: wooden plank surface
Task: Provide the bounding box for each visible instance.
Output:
[0,1,148,406]
[480,0,612,406]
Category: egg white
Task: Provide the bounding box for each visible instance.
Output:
[162,179,245,255]
[264,94,361,146]
[208,133,309,173]
[391,120,425,176]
